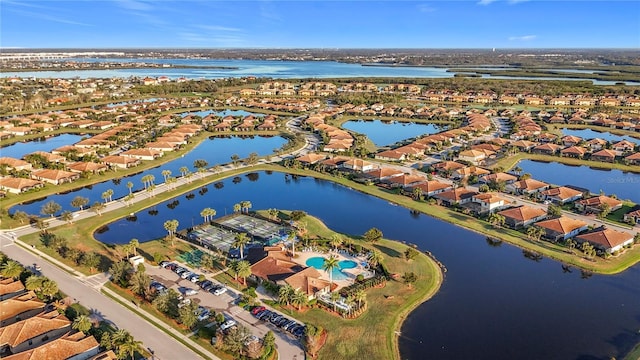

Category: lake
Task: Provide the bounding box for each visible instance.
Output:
[9,136,286,216]
[2,58,637,85]
[561,128,640,145]
[0,133,85,159]
[179,109,263,118]
[94,171,640,360]
[517,159,640,203]
[341,120,443,147]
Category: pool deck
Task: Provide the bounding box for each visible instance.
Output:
[293,247,373,290]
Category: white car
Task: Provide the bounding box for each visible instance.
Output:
[185,288,198,296]
[213,287,228,296]
[181,271,193,279]
[220,319,236,331]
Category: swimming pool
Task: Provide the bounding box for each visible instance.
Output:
[305,256,358,281]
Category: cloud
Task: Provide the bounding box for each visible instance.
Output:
[6,8,91,26]
[417,4,436,13]
[508,35,537,41]
[115,0,153,11]
[196,25,243,33]
[508,0,530,3]
[477,0,498,5]
[478,0,528,4]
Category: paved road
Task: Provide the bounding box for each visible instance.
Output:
[0,232,208,360]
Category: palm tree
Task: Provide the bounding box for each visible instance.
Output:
[1,260,23,279]
[344,295,355,316]
[233,203,241,213]
[61,211,73,224]
[112,329,132,346]
[129,271,151,300]
[91,201,105,216]
[129,239,139,256]
[118,336,143,360]
[25,275,44,292]
[200,207,216,223]
[71,196,89,211]
[126,181,133,195]
[163,219,179,247]
[12,210,29,224]
[233,233,250,259]
[229,260,240,282]
[278,284,294,306]
[291,289,308,311]
[367,249,384,269]
[412,187,423,201]
[566,238,577,253]
[40,278,58,300]
[236,260,252,285]
[161,169,172,182]
[268,208,279,221]
[179,166,189,178]
[240,200,252,214]
[106,189,114,202]
[330,291,340,312]
[330,234,343,252]
[354,289,366,309]
[322,255,340,289]
[231,154,240,167]
[72,314,93,334]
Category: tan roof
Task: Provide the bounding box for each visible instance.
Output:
[4,331,99,360]
[121,148,162,157]
[512,179,549,191]
[0,177,43,190]
[31,169,78,181]
[560,146,587,155]
[498,205,547,222]
[576,228,634,250]
[67,162,107,173]
[0,157,30,168]
[591,149,617,158]
[411,180,452,193]
[432,161,466,171]
[101,155,139,165]
[540,186,583,200]
[0,311,70,348]
[433,188,478,202]
[577,195,623,208]
[250,251,300,282]
[0,291,45,324]
[364,167,404,179]
[387,174,426,186]
[295,153,326,164]
[26,151,65,162]
[0,278,25,298]
[472,193,506,204]
[145,141,176,150]
[534,216,587,234]
[284,267,330,296]
[624,152,640,160]
[533,143,563,152]
[481,172,517,183]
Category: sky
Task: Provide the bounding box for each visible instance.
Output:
[1,0,639,49]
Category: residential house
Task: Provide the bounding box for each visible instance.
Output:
[623,209,640,223]
[590,149,617,163]
[510,140,537,152]
[121,149,162,161]
[575,228,635,254]
[67,162,108,174]
[457,149,492,165]
[451,166,490,180]
[561,135,583,147]
[25,151,65,164]
[0,158,32,172]
[532,143,563,155]
[575,196,623,214]
[506,179,550,195]
[432,188,478,206]
[101,155,140,169]
[0,178,44,194]
[374,150,406,161]
[612,140,636,153]
[586,138,608,152]
[498,205,547,229]
[0,278,26,301]
[431,161,466,177]
[0,311,71,355]
[0,291,45,327]
[540,186,584,204]
[145,142,177,152]
[534,216,589,242]
[341,159,375,172]
[624,152,640,165]
[409,180,452,197]
[479,172,518,185]
[471,193,508,214]
[3,331,100,360]
[560,146,588,158]
[31,169,79,185]
[363,168,404,182]
[295,153,327,165]
[386,174,426,188]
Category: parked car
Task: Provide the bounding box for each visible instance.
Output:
[283,320,297,331]
[166,263,178,271]
[209,285,222,294]
[184,288,198,296]
[199,280,213,289]
[159,261,171,268]
[220,320,237,331]
[181,271,193,279]
[251,306,266,315]
[178,298,191,308]
[174,267,187,275]
[257,310,272,320]
[276,318,290,327]
[189,274,200,283]
[269,314,283,325]
[213,287,227,296]
[202,283,215,292]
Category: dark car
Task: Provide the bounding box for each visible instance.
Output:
[276,318,290,327]
[199,280,213,289]
[166,263,177,271]
[257,310,272,320]
[159,261,171,268]
[269,314,283,325]
[293,326,305,338]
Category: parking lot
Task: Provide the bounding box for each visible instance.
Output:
[146,261,305,359]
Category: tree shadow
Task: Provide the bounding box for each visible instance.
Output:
[98,253,114,273]
[373,244,402,258]
[137,248,155,262]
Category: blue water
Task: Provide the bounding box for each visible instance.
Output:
[342,120,443,147]
[0,134,84,159]
[3,58,636,85]
[10,136,286,216]
[517,159,640,203]
[179,109,264,118]
[561,128,640,145]
[305,256,357,281]
[91,171,640,360]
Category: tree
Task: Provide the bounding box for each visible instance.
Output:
[488,213,506,228]
[368,249,384,268]
[1,260,23,279]
[322,255,340,288]
[12,210,29,224]
[129,238,139,256]
[193,159,208,179]
[291,289,308,311]
[25,275,45,292]
[152,289,180,318]
[547,204,563,218]
[82,252,100,273]
[102,189,114,203]
[67,248,82,265]
[236,260,252,285]
[61,211,73,224]
[130,270,151,299]
[268,208,279,220]
[71,196,89,211]
[330,291,340,312]
[354,288,366,308]
[90,201,106,216]
[246,152,259,166]
[200,253,215,270]
[233,203,242,213]
[278,284,294,306]
[224,325,251,355]
[118,336,143,360]
[229,260,240,282]
[100,332,114,351]
[404,248,419,261]
[109,260,133,286]
[163,219,179,247]
[126,181,134,195]
[179,302,199,329]
[598,203,612,219]
[412,187,423,201]
[40,278,58,300]
[566,238,577,253]
[290,210,307,221]
[200,207,216,223]
[179,166,189,178]
[526,226,545,242]
[363,227,383,243]
[231,154,240,167]
[232,232,250,259]
[72,314,93,334]
[330,234,343,252]
[402,272,418,288]
[161,169,172,182]
[41,200,62,217]
[240,200,252,214]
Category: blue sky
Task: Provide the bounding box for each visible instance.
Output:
[2,1,639,48]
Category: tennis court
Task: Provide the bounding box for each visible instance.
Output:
[187,224,237,252]
[215,213,284,241]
